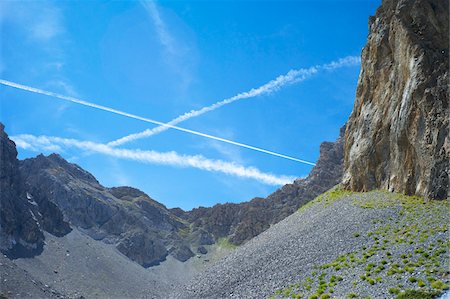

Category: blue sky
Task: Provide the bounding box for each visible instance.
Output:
[1,0,380,210]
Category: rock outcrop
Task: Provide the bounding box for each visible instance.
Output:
[0,123,71,258]
[0,123,44,257]
[343,0,449,199]
[184,126,345,245]
[19,154,202,267]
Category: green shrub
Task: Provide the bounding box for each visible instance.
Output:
[408,277,417,283]
[431,280,448,290]
[388,288,400,294]
[395,289,440,299]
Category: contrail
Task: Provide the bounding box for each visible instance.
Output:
[12,134,297,186]
[108,55,361,147]
[0,79,316,166]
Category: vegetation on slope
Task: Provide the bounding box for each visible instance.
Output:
[271,189,450,299]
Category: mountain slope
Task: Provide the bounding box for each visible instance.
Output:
[172,189,449,299]
[19,153,211,267]
[343,0,449,199]
[180,126,345,245]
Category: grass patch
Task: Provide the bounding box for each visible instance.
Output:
[216,237,237,249]
[299,186,353,212]
[395,289,441,299]
[178,226,191,238]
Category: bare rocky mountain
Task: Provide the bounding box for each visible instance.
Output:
[18,152,212,267]
[1,119,344,268]
[343,0,449,199]
[1,121,347,297]
[180,126,345,245]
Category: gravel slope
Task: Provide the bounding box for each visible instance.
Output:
[0,254,63,299]
[10,228,229,299]
[171,189,450,299]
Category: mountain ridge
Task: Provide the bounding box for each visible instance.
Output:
[0,121,344,266]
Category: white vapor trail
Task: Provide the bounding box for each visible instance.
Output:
[0,79,315,165]
[11,134,297,186]
[108,55,361,147]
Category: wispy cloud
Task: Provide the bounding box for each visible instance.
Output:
[0,1,78,113]
[12,134,296,186]
[108,56,361,147]
[13,135,62,152]
[321,56,361,70]
[0,79,315,165]
[28,7,63,42]
[141,1,177,57]
[141,0,195,90]
[0,1,64,43]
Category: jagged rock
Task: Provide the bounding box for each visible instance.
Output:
[116,230,168,267]
[343,0,449,199]
[0,124,44,258]
[197,246,207,255]
[168,244,194,262]
[188,228,215,246]
[19,153,193,267]
[184,126,345,245]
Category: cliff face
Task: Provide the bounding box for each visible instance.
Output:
[185,126,345,245]
[343,0,449,199]
[0,124,71,258]
[0,124,44,257]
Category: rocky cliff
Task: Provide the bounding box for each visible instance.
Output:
[0,124,70,258]
[343,0,449,199]
[183,126,345,245]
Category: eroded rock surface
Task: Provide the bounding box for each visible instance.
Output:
[0,123,71,258]
[343,0,449,199]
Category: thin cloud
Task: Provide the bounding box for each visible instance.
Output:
[141,0,195,89]
[108,56,361,147]
[12,134,296,186]
[0,79,315,165]
[141,1,177,56]
[0,1,64,42]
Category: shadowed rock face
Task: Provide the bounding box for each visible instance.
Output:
[343,0,449,199]
[0,123,71,258]
[0,123,44,257]
[182,127,345,245]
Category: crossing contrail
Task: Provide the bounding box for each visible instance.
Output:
[107,55,360,147]
[0,79,316,166]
